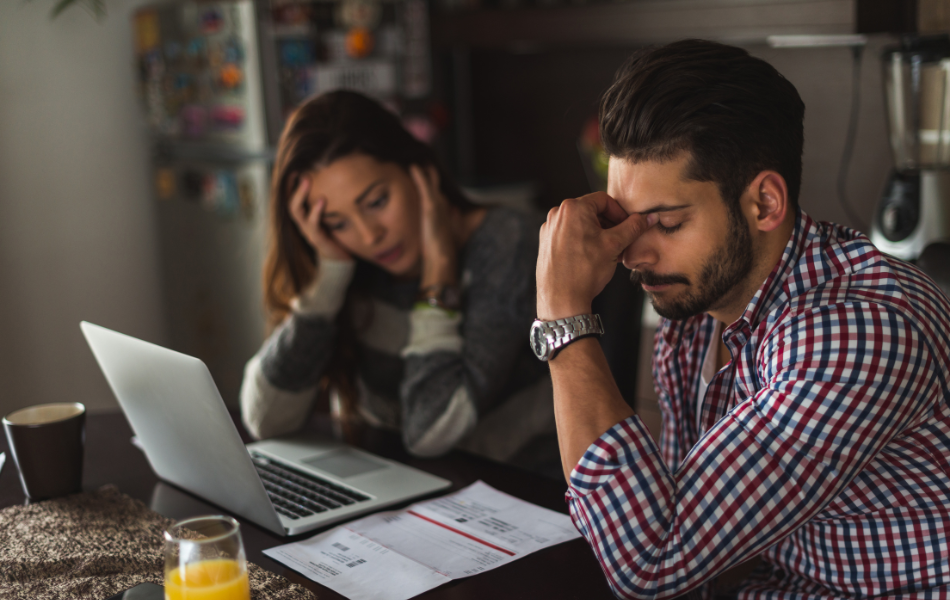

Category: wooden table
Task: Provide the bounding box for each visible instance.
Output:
[0,410,617,600]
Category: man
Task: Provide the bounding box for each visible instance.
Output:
[533,40,950,599]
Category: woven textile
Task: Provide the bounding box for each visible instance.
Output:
[0,486,315,600]
[567,210,950,599]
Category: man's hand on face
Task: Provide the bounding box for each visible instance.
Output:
[537,192,657,320]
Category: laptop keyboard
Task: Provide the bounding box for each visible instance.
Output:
[250,452,371,520]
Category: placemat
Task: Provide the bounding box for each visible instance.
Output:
[0,485,316,600]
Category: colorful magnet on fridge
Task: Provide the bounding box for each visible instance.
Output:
[216,171,240,218]
[186,38,207,60]
[218,64,243,89]
[210,105,245,129]
[238,177,255,220]
[133,10,160,55]
[338,0,382,30]
[200,8,223,35]
[155,168,176,200]
[224,39,244,64]
[345,27,375,59]
[279,40,312,67]
[272,3,310,26]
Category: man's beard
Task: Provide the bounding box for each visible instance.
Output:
[630,212,754,321]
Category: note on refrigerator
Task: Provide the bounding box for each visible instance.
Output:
[264,480,581,600]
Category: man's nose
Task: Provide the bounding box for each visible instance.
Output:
[621,234,658,271]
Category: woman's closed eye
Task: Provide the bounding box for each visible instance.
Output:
[323,219,347,232]
[366,192,389,210]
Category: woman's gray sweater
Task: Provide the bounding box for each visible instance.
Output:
[240,208,553,460]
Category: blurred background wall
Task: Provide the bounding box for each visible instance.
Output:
[0,0,905,424]
[0,0,166,417]
[438,38,892,231]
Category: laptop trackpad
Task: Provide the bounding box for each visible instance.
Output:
[301,450,386,478]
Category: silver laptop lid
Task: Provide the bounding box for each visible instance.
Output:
[80,321,285,535]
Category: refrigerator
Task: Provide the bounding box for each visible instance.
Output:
[131,0,433,408]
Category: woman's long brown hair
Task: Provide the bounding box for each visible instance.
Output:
[263,90,475,437]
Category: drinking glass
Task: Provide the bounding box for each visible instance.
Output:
[163,515,251,600]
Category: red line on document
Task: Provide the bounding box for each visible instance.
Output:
[407,511,516,556]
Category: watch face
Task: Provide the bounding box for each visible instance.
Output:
[530,322,548,360]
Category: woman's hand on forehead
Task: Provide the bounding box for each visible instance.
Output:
[288,174,353,262]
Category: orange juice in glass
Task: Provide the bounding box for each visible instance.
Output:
[163,516,250,600]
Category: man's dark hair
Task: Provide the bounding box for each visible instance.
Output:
[600,39,805,209]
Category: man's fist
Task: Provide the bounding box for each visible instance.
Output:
[537,192,656,320]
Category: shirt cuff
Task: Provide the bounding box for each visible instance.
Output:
[291,258,356,317]
[400,306,463,357]
[567,415,658,497]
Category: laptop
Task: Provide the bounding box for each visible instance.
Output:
[80,321,451,536]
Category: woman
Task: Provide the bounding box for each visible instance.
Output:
[240,91,553,462]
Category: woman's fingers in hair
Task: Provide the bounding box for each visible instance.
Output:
[307,197,327,234]
[288,174,327,237]
[413,163,457,284]
[409,164,426,200]
[288,174,312,229]
[411,164,443,212]
[287,174,352,261]
[424,165,441,201]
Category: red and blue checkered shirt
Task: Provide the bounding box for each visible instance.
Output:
[566,210,950,599]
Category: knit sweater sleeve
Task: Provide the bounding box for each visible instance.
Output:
[240,259,355,439]
[399,209,540,457]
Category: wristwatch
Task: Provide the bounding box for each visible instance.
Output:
[530,314,604,362]
[417,284,462,310]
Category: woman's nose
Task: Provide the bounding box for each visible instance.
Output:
[356,218,385,246]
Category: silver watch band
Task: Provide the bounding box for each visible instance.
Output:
[531,314,604,362]
[547,314,602,346]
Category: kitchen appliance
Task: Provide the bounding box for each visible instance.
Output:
[872,35,950,260]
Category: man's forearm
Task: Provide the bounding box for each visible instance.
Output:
[535,192,652,480]
[550,337,635,480]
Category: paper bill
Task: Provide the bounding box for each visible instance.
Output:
[265,480,581,600]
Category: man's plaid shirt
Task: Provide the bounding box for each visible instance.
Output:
[566,210,950,599]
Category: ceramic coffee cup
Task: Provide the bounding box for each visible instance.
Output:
[2,403,85,500]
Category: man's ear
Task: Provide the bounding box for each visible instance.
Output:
[747,171,789,233]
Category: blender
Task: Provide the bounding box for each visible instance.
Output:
[872,35,950,260]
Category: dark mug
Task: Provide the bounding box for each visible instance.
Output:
[3,403,85,500]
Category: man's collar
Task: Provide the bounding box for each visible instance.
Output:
[724,207,813,336]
